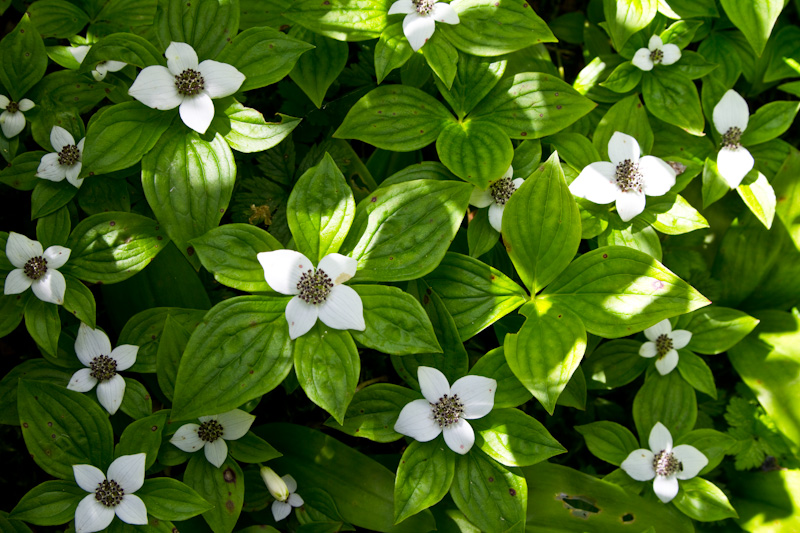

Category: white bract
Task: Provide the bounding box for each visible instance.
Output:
[712,89,753,188]
[36,126,86,188]
[469,165,524,233]
[389,0,459,52]
[260,466,304,521]
[257,250,365,340]
[632,35,681,71]
[394,366,496,455]
[3,232,70,305]
[128,41,245,134]
[639,319,692,375]
[73,453,148,533]
[0,94,34,138]
[69,45,127,81]
[621,422,708,503]
[67,323,139,415]
[569,132,676,222]
[170,409,255,468]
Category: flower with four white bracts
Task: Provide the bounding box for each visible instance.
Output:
[3,232,70,305]
[128,42,245,134]
[712,89,754,188]
[69,45,127,81]
[389,0,459,52]
[0,94,34,138]
[170,409,255,467]
[632,35,681,71]
[469,165,524,233]
[67,323,139,415]
[569,131,676,222]
[73,453,148,533]
[257,250,365,340]
[639,319,692,375]
[394,366,497,455]
[260,466,304,522]
[621,422,708,503]
[36,126,86,188]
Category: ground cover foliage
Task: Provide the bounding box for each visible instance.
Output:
[0,0,799,531]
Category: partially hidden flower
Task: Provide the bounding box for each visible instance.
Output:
[73,453,148,533]
[638,319,692,375]
[67,323,139,415]
[0,94,34,138]
[569,131,676,222]
[394,366,496,455]
[36,126,86,188]
[621,422,708,503]
[128,41,245,134]
[3,232,70,305]
[632,35,680,71]
[260,466,304,522]
[170,409,255,467]
[69,45,126,81]
[389,0,459,52]
[712,89,753,188]
[257,250,365,340]
[469,165,524,233]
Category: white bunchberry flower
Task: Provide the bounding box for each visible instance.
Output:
[569,131,676,222]
[638,319,692,375]
[69,45,127,81]
[36,126,86,188]
[0,94,34,138]
[260,466,304,521]
[632,35,681,71]
[257,250,365,340]
[394,366,496,455]
[621,422,708,503]
[73,453,148,533]
[67,323,139,415]
[469,165,524,233]
[388,0,459,52]
[128,42,245,134]
[3,232,70,305]
[170,409,255,468]
[712,90,754,188]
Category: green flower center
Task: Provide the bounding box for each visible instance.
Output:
[721,127,742,149]
[23,256,47,280]
[58,144,80,166]
[615,159,643,193]
[490,177,517,206]
[95,479,124,507]
[198,419,224,442]
[90,355,117,381]
[655,334,673,358]
[650,48,664,64]
[413,0,436,15]
[296,268,333,304]
[431,393,464,428]
[6,101,19,113]
[652,450,682,476]
[175,68,205,96]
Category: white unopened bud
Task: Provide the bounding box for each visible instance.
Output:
[260,466,289,502]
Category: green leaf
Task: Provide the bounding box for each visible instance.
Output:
[325,383,419,443]
[683,306,759,355]
[24,297,60,356]
[190,223,282,292]
[424,253,528,341]
[600,61,642,93]
[660,20,703,49]
[62,274,97,328]
[467,208,498,259]
[394,440,455,524]
[62,212,170,284]
[422,31,458,89]
[575,421,639,466]
[470,347,532,409]
[284,0,387,41]
[36,206,70,249]
[471,72,596,139]
[171,296,293,421]
[642,68,704,136]
[633,371,697,444]
[593,93,654,158]
[154,317,191,401]
[28,0,89,38]
[79,32,164,70]
[741,102,800,147]
[440,0,556,56]
[288,26,348,107]
[227,432,281,463]
[701,158,729,209]
[118,307,206,374]
[77,177,131,216]
[0,359,73,426]
[673,477,738,521]
[676,428,735,475]
[219,101,300,153]
[115,411,167,470]
[545,133,601,172]
[597,217,662,260]
[183,455,243,533]
[584,339,649,390]
[9,480,85,526]
[294,322,359,424]
[720,0,783,56]
[640,193,709,235]
[434,52,506,119]
[345,179,472,282]
[0,151,46,191]
[603,0,657,51]
[31,180,77,220]
[154,0,239,60]
[774,149,800,250]
[334,85,453,151]
[374,21,413,84]
[0,15,48,100]
[18,381,114,479]
[737,172,776,229]
[435,121,513,188]
[119,377,152,420]
[676,349,717,398]
[472,408,566,467]
[671,51,718,80]
[95,0,157,26]
[138,477,213,521]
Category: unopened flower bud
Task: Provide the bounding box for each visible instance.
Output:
[260,466,289,502]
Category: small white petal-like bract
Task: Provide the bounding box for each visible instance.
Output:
[469,165,524,233]
[621,422,707,503]
[638,319,692,375]
[388,0,460,52]
[73,453,148,533]
[394,366,497,455]
[569,131,676,222]
[3,232,70,305]
[36,126,86,188]
[170,409,255,468]
[128,41,245,134]
[632,35,681,72]
[260,466,304,521]
[0,94,34,138]
[712,89,753,188]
